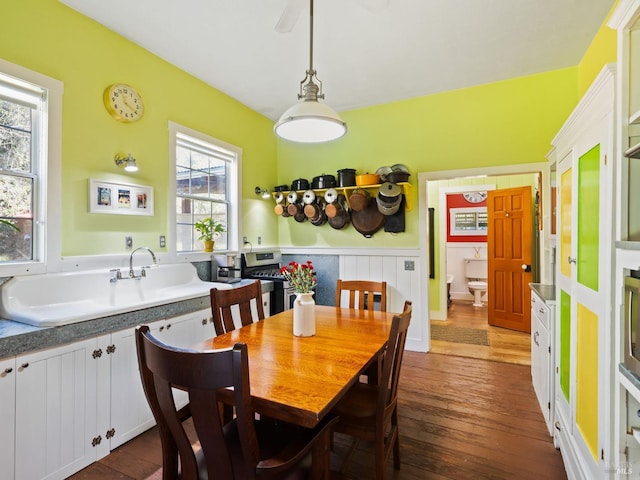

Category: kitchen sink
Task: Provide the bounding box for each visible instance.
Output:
[0,263,230,327]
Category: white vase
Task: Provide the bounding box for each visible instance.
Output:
[293,292,316,337]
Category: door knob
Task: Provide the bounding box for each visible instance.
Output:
[521,264,531,272]
[568,256,577,265]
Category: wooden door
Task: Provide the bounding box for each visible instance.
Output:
[487,186,533,332]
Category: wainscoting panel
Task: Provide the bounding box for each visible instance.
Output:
[339,253,427,352]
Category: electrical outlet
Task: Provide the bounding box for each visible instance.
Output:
[258,236,262,245]
[125,236,133,250]
[243,236,248,243]
[159,235,166,248]
[404,260,415,271]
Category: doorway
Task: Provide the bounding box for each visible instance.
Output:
[418,163,552,363]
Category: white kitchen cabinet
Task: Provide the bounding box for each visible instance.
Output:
[0,357,16,480]
[531,289,553,436]
[107,308,213,449]
[13,337,105,480]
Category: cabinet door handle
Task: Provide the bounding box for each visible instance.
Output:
[533,331,539,346]
[567,256,577,265]
[20,363,29,369]
[3,367,13,374]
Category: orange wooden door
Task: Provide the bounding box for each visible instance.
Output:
[487,186,533,333]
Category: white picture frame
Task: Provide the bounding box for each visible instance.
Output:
[88,179,154,216]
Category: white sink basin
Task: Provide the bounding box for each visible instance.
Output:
[0,263,232,327]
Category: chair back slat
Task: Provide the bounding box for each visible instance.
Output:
[377,301,412,420]
[211,280,265,335]
[336,279,387,312]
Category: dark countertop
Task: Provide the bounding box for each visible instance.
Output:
[0,278,269,359]
[529,283,556,305]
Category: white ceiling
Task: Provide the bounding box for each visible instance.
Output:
[59,0,613,121]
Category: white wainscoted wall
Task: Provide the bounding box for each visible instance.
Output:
[281,248,427,352]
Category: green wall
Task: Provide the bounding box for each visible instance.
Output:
[277,69,578,248]
[1,0,279,255]
[1,0,618,256]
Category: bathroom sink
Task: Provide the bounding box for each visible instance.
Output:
[0,263,231,327]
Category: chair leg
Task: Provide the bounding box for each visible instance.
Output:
[312,427,333,480]
[375,437,386,480]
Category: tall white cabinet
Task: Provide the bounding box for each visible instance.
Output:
[547,64,616,480]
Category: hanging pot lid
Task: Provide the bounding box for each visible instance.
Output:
[378,182,402,199]
[375,166,393,182]
[302,190,316,205]
[275,192,285,204]
[287,191,299,204]
[324,188,338,204]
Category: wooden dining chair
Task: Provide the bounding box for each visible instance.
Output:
[210,280,265,336]
[330,300,412,480]
[336,279,388,384]
[135,325,337,480]
[335,279,387,312]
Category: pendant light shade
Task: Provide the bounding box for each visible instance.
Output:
[274,0,347,143]
[274,98,347,143]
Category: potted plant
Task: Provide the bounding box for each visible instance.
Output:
[194,217,225,252]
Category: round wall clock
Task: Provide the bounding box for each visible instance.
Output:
[463,191,487,203]
[103,83,144,122]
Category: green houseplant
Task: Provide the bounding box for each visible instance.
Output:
[194,217,225,252]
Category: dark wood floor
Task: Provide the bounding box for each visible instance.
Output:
[69,351,566,480]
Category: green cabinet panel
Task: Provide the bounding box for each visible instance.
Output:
[577,145,600,292]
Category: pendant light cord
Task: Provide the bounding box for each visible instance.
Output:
[309,0,314,73]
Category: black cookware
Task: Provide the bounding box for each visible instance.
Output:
[311,174,336,189]
[386,171,410,183]
[291,178,310,191]
[337,168,356,187]
[274,184,289,192]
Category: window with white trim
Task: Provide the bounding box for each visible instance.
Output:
[171,123,240,254]
[0,62,61,275]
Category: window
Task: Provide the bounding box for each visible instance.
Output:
[170,122,240,255]
[0,59,62,276]
[450,207,488,236]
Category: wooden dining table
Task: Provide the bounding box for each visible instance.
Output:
[193,305,396,428]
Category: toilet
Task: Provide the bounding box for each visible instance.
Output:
[464,258,488,307]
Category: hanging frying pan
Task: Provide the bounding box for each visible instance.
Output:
[350,199,385,238]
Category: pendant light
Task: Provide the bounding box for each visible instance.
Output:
[274,0,347,143]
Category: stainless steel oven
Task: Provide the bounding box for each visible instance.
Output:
[241,250,288,315]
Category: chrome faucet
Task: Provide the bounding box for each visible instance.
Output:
[128,247,157,278]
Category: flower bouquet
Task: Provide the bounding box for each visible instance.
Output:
[280,260,317,294]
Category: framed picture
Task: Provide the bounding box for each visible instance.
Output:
[89,179,154,216]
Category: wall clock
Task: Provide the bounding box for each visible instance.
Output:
[463,191,487,203]
[103,83,144,122]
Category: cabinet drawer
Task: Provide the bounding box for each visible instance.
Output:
[531,292,550,330]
